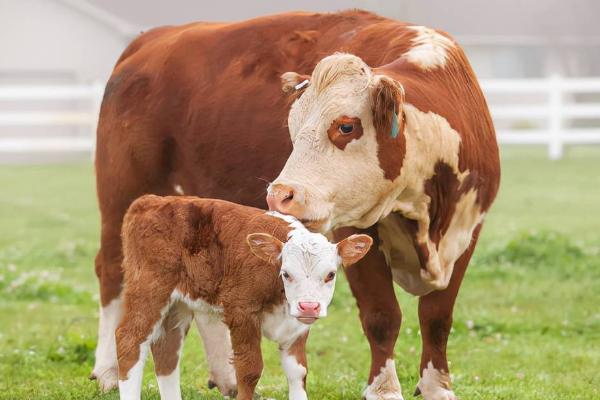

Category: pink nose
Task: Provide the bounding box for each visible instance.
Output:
[267,183,305,217]
[298,302,321,317]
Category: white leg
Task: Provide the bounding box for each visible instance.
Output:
[280,348,307,400]
[118,340,150,400]
[363,359,404,400]
[157,364,182,400]
[92,297,122,391]
[195,312,237,396]
[417,361,457,400]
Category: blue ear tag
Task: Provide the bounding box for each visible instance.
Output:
[390,113,400,138]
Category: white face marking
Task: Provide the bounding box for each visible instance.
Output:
[92,297,122,392]
[418,361,457,400]
[267,212,341,319]
[280,350,308,400]
[403,26,455,70]
[271,54,396,231]
[363,359,404,400]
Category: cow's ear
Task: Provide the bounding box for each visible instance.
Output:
[247,233,284,265]
[337,234,373,268]
[281,72,310,93]
[371,75,405,139]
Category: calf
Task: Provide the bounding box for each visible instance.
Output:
[116,195,372,400]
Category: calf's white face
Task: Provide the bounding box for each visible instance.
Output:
[247,227,372,325]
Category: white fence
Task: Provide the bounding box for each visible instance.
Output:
[0,82,104,156]
[481,76,600,159]
[1,77,600,160]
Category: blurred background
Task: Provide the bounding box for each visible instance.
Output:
[1,1,599,399]
[1,0,600,162]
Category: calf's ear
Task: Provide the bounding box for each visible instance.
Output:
[337,234,373,268]
[247,233,284,265]
[281,72,310,93]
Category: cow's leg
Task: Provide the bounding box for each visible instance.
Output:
[335,227,404,400]
[195,312,237,396]
[279,331,309,400]
[93,130,173,390]
[151,303,193,400]
[415,226,482,400]
[91,221,124,391]
[228,315,263,400]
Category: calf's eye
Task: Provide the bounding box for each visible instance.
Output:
[282,271,292,282]
[339,124,354,135]
[325,271,336,283]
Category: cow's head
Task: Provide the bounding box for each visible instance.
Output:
[247,226,372,324]
[267,53,405,232]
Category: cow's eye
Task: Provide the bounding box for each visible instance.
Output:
[282,271,292,282]
[339,124,354,135]
[324,271,336,283]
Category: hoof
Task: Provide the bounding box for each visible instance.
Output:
[91,367,118,392]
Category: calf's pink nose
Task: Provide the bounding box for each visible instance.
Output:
[298,302,321,316]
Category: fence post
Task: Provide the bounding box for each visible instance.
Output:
[548,74,563,160]
[90,81,104,160]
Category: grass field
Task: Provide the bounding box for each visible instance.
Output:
[1,147,599,399]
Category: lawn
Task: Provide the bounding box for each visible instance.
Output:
[1,146,599,399]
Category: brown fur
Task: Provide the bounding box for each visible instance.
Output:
[116,195,292,398]
[326,116,364,150]
[97,9,500,394]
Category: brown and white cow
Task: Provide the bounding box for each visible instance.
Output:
[116,195,371,400]
[93,10,499,399]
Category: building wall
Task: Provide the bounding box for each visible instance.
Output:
[0,0,128,84]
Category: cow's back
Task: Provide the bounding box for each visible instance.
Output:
[95,11,431,211]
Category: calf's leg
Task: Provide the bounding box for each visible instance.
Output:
[116,286,172,400]
[279,331,309,400]
[195,312,237,396]
[151,303,193,400]
[335,227,403,400]
[228,315,263,400]
[416,226,482,400]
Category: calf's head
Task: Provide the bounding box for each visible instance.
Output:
[247,229,372,324]
[267,53,405,232]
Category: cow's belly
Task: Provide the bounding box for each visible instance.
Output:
[377,213,435,297]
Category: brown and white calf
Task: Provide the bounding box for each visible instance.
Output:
[116,195,372,400]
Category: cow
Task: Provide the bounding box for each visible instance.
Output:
[93,10,500,400]
[116,194,372,400]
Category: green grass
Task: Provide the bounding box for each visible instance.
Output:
[1,146,599,399]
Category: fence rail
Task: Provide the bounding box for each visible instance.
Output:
[1,77,599,159]
[481,76,600,159]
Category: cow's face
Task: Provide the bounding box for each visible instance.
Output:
[247,229,372,324]
[267,53,405,232]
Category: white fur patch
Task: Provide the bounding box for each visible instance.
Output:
[280,350,308,400]
[388,104,481,291]
[261,304,309,347]
[92,297,122,391]
[173,184,184,195]
[157,365,182,400]
[417,361,457,400]
[403,26,455,70]
[363,359,404,400]
[195,312,237,395]
[118,338,150,400]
